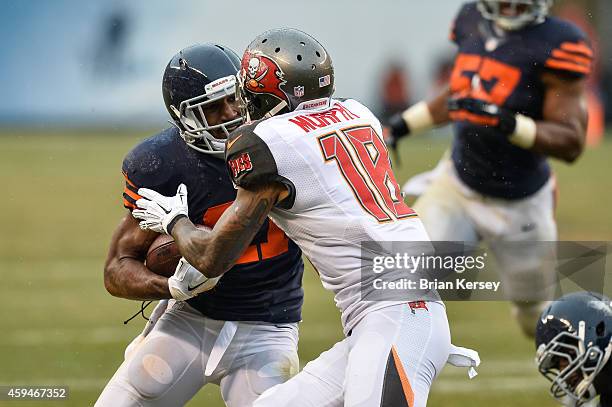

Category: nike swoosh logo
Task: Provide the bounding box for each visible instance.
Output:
[188,281,206,291]
[226,134,243,151]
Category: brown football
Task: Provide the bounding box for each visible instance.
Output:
[146,234,181,278]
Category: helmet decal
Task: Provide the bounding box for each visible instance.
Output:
[240,52,289,104]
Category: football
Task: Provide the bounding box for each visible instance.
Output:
[146,234,181,277]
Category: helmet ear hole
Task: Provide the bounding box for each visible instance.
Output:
[297,55,302,61]
[275,47,281,53]
[251,95,262,109]
[596,321,605,337]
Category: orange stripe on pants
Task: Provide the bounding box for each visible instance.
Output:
[391,345,414,407]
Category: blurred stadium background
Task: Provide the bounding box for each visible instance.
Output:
[1,1,611,406]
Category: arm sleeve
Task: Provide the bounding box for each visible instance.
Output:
[543,22,593,80]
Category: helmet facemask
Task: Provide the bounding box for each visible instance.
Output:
[478,0,552,31]
[235,70,288,122]
[172,75,243,155]
[536,324,612,405]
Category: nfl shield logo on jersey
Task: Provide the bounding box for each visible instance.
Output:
[294,86,305,97]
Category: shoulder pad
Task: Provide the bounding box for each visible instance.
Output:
[541,18,593,79]
[450,2,479,44]
[121,129,177,209]
[225,121,296,209]
[225,121,278,189]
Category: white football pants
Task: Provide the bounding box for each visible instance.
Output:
[254,301,452,407]
[409,157,558,335]
[95,300,299,407]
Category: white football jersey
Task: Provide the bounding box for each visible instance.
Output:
[226,98,431,334]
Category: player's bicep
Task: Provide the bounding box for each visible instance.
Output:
[107,214,158,264]
[542,73,588,132]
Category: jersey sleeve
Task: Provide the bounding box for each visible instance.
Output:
[543,21,593,79]
[121,144,173,210]
[225,122,296,209]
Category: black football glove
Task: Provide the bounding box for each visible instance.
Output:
[447,98,517,135]
[385,113,413,166]
[388,113,411,141]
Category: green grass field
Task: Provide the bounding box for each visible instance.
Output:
[1,129,611,406]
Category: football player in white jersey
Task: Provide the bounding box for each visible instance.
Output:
[132,28,478,407]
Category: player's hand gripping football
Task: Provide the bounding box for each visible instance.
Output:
[168,257,220,301]
[132,184,189,234]
[447,97,517,135]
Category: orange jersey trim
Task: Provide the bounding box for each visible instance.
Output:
[123,198,136,209]
[122,172,138,189]
[123,187,142,202]
[551,49,592,67]
[560,42,593,58]
[545,58,591,75]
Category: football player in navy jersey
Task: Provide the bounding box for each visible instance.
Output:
[387,0,592,337]
[96,43,304,407]
[535,292,612,407]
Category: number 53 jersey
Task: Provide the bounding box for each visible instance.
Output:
[449,2,593,199]
[226,99,432,334]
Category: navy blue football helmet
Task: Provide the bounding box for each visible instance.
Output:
[536,292,612,405]
[162,43,242,155]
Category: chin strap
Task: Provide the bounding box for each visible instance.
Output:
[263,100,288,119]
[601,340,612,375]
[575,327,612,403]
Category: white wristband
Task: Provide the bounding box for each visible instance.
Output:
[509,114,537,149]
[401,101,435,134]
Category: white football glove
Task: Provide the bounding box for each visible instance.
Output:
[132,184,189,234]
[168,257,220,301]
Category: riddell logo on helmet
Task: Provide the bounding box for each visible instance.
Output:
[205,76,235,94]
[241,53,288,103]
[228,153,253,178]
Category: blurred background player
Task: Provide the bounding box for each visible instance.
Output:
[133,28,479,407]
[535,292,612,406]
[96,43,304,406]
[387,0,593,337]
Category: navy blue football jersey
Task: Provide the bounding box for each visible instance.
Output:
[122,127,304,323]
[448,2,593,199]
